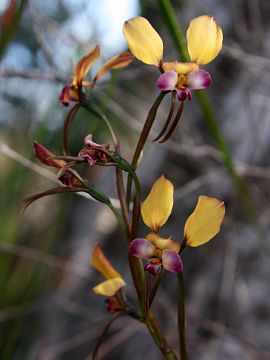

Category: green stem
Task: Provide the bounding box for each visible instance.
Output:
[177,272,188,360]
[143,271,150,318]
[144,312,177,360]
[158,0,189,61]
[92,313,122,360]
[128,171,145,300]
[149,268,165,308]
[127,92,166,206]
[107,204,127,241]
[115,143,132,236]
[83,102,117,148]
[131,92,166,168]
[131,170,141,239]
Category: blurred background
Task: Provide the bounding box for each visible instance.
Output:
[1,0,270,359]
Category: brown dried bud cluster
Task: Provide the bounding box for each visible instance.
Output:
[78,134,110,166]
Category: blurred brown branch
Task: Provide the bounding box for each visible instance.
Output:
[0,240,90,279]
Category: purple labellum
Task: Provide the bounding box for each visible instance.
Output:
[145,261,162,276]
[162,249,183,273]
[129,238,156,260]
[156,71,178,91]
[186,70,212,90]
[177,89,192,101]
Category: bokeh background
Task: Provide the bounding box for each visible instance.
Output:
[1,0,270,359]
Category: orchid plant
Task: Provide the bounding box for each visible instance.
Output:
[25,11,225,360]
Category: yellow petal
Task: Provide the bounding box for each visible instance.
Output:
[123,16,163,66]
[146,232,180,252]
[163,61,199,75]
[184,196,225,247]
[93,52,134,83]
[92,277,126,297]
[141,175,174,232]
[91,244,121,279]
[187,15,223,65]
[73,45,100,86]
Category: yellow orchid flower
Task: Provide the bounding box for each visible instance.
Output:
[130,175,181,275]
[91,244,126,297]
[60,46,133,106]
[123,15,223,102]
[129,176,225,275]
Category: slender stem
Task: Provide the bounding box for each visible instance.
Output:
[177,272,188,360]
[159,0,189,61]
[143,271,150,317]
[113,145,145,300]
[108,204,127,241]
[131,92,166,168]
[115,143,132,236]
[149,268,165,308]
[127,92,166,206]
[63,105,80,155]
[83,101,117,148]
[144,312,178,360]
[92,103,118,148]
[92,313,122,360]
[131,171,141,239]
[128,255,145,306]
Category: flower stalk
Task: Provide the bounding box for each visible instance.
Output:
[127,91,166,206]
[178,272,188,360]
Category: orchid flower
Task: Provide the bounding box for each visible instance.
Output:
[91,244,126,297]
[129,175,225,275]
[123,15,223,102]
[60,46,133,106]
[123,16,223,142]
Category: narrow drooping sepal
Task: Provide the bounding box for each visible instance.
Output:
[156,71,178,91]
[129,238,156,260]
[186,70,212,89]
[162,249,183,273]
